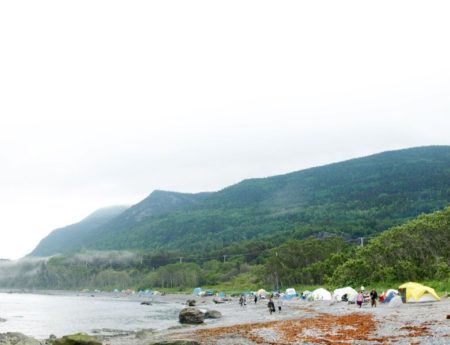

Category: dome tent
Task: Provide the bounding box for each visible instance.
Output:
[398,282,440,303]
[310,288,332,301]
[333,287,357,302]
[285,288,297,296]
[257,289,268,297]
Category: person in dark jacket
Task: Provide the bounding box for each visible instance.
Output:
[267,298,275,314]
[370,288,378,307]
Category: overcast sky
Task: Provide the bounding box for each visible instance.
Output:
[1,1,449,259]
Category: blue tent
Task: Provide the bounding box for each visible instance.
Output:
[193,287,202,296]
[385,291,396,302]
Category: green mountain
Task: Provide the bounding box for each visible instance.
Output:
[30,146,450,257]
[29,206,129,256]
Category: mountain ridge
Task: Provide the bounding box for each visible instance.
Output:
[29,145,450,257]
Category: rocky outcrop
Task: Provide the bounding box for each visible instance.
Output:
[204,310,222,319]
[179,308,204,324]
[51,333,101,345]
[0,333,41,345]
[186,299,196,306]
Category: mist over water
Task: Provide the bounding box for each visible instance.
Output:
[0,292,183,339]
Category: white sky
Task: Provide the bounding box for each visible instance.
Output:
[1,0,449,259]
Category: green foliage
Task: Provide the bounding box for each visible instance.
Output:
[264,237,351,287]
[331,206,450,286]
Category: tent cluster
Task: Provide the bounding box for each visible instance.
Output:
[281,282,441,305]
[192,287,217,297]
[191,281,441,305]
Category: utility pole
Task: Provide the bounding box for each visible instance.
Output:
[275,252,279,292]
[223,255,227,263]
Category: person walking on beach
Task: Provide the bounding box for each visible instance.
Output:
[268,298,275,314]
[370,288,378,307]
[239,295,246,307]
[356,291,363,308]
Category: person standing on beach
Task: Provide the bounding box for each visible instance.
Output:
[239,295,245,307]
[356,291,363,308]
[254,295,258,304]
[370,288,378,307]
[268,298,275,314]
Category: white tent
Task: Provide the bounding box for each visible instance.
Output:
[333,287,357,302]
[311,288,332,301]
[285,288,297,296]
[257,289,268,297]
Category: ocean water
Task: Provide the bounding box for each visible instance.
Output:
[0,292,184,339]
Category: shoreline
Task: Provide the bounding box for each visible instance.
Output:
[1,291,449,344]
[103,294,450,345]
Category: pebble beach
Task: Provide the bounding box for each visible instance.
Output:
[104,294,450,345]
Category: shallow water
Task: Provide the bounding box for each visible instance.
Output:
[0,292,184,339]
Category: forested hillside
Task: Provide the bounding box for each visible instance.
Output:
[5,206,450,290]
[331,206,450,286]
[30,146,450,257]
[30,206,128,257]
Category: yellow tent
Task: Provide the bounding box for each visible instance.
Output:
[398,282,440,302]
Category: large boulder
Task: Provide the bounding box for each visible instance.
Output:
[204,310,222,319]
[0,333,41,345]
[179,308,204,324]
[150,340,200,345]
[51,333,101,345]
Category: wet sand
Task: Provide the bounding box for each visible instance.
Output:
[105,294,450,345]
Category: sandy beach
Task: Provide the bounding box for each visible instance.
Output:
[101,294,450,345]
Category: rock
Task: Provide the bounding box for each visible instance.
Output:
[141,301,152,305]
[212,298,224,304]
[0,332,41,345]
[52,333,101,345]
[149,340,200,345]
[135,329,155,339]
[179,307,204,324]
[0,319,6,323]
[186,299,196,306]
[204,310,222,319]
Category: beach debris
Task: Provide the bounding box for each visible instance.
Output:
[51,333,102,345]
[179,307,205,324]
[204,310,222,319]
[0,332,41,345]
